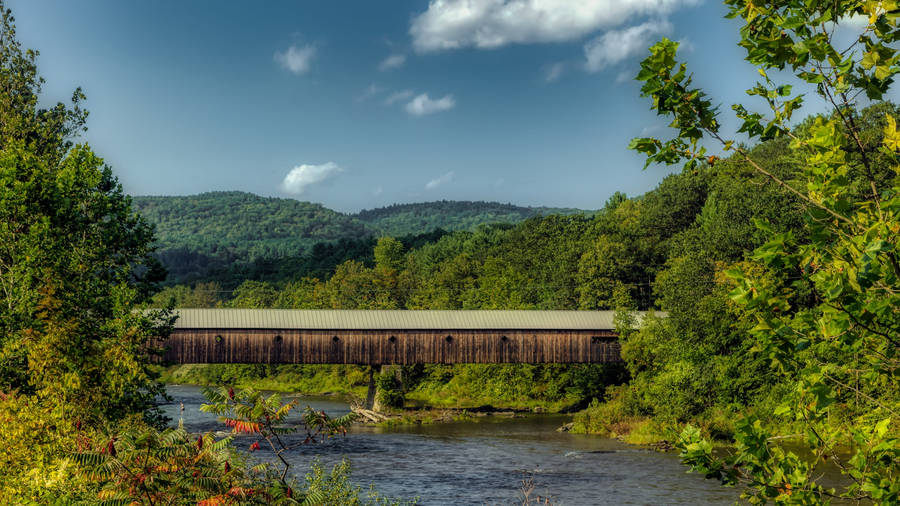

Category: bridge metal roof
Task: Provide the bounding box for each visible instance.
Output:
[170,309,654,330]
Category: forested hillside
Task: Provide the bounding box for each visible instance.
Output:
[133,192,590,284]
[133,192,370,282]
[354,200,587,236]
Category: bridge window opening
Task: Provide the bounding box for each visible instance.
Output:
[274,334,283,343]
[445,335,453,343]
[591,336,613,344]
[500,335,508,342]
[214,335,223,343]
[389,335,397,343]
[332,335,340,343]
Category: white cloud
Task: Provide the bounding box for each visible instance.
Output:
[405,93,456,116]
[383,89,414,105]
[584,20,672,72]
[357,83,383,102]
[373,186,384,196]
[379,53,407,71]
[544,62,567,82]
[410,0,693,52]
[274,44,316,74]
[280,162,343,194]
[425,171,454,190]
[615,69,634,83]
[839,13,870,29]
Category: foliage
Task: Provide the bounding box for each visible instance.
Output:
[153,281,225,309]
[355,200,588,237]
[201,386,357,487]
[302,458,418,506]
[0,3,177,500]
[160,364,372,398]
[147,230,452,293]
[134,192,371,285]
[402,363,621,411]
[69,388,414,505]
[0,391,93,502]
[571,388,642,437]
[135,193,589,286]
[631,0,900,501]
[72,425,248,504]
[374,368,405,410]
[0,0,169,425]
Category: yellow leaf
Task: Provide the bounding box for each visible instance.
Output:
[883,115,900,152]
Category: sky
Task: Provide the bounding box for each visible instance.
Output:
[8,0,872,212]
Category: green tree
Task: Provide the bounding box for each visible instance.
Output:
[373,236,405,274]
[0,2,167,423]
[276,278,327,309]
[152,281,223,308]
[0,3,171,500]
[229,280,280,309]
[0,7,86,162]
[323,260,400,309]
[631,0,900,501]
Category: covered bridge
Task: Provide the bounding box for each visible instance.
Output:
[161,309,649,365]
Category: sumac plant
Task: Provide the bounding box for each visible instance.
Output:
[72,425,252,505]
[630,0,900,503]
[201,387,357,490]
[72,388,358,505]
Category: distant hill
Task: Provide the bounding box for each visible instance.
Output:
[132,192,370,283]
[353,200,587,236]
[132,192,592,284]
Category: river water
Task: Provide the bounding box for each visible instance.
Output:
[161,385,738,505]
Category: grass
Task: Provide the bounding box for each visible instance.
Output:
[157,364,370,399]
[157,363,596,414]
[404,389,576,413]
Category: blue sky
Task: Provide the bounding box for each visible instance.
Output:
[10,0,851,212]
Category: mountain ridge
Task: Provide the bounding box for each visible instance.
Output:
[130,191,595,284]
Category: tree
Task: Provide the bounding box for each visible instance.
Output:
[0,1,167,422]
[630,0,900,502]
[374,236,405,274]
[322,260,400,309]
[229,280,281,309]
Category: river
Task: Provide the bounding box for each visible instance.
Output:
[161,385,738,505]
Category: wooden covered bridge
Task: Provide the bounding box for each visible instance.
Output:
[161,309,646,365]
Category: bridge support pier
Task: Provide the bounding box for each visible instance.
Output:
[365,365,379,411]
[365,365,397,412]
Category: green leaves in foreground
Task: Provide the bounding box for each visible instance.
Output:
[631,0,900,503]
[72,427,246,504]
[629,38,718,171]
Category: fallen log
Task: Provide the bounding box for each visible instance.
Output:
[351,406,388,423]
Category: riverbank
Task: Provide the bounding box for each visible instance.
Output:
[156,363,613,414]
[157,364,371,399]
[352,403,541,427]
[157,364,721,445]
[567,393,752,447]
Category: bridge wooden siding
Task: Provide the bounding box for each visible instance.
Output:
[161,309,629,365]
